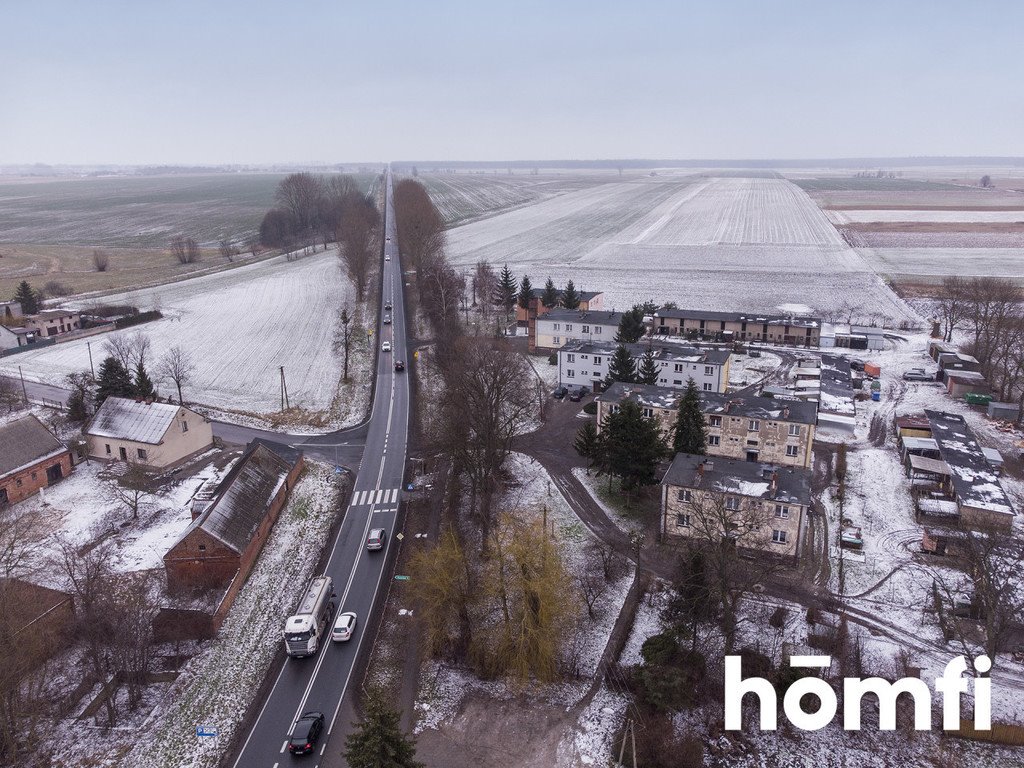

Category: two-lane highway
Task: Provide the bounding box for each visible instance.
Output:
[231,168,411,767]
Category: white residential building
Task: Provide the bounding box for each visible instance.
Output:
[533,309,623,352]
[557,340,730,393]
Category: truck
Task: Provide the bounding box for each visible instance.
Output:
[284,575,335,658]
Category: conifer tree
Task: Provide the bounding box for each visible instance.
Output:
[541,278,559,308]
[94,356,135,406]
[493,263,517,321]
[573,421,601,470]
[672,378,707,455]
[561,279,581,310]
[615,305,646,344]
[637,348,659,385]
[601,400,664,491]
[134,359,156,399]
[607,344,636,384]
[13,280,40,314]
[517,275,533,309]
[343,688,424,768]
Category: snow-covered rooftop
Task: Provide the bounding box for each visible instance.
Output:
[663,453,811,506]
[925,410,1014,517]
[86,397,182,444]
[0,414,67,479]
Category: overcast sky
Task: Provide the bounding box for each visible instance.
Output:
[2,0,1022,164]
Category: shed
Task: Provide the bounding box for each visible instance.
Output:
[0,414,73,505]
[981,447,1003,474]
[987,401,1021,422]
[945,371,988,398]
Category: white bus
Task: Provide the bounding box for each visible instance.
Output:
[284,575,335,658]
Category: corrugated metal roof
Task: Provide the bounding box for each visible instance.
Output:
[87,397,181,444]
[0,415,67,479]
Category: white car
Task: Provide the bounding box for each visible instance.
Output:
[381,341,391,352]
[331,612,357,642]
[385,255,391,261]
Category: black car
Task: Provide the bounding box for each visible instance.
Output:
[394,360,406,372]
[568,387,584,402]
[384,302,393,311]
[849,360,866,372]
[552,385,568,400]
[288,711,325,755]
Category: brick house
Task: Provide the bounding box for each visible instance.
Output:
[653,308,821,347]
[164,440,304,594]
[0,414,73,506]
[661,454,811,560]
[22,309,82,337]
[0,578,75,669]
[86,397,213,469]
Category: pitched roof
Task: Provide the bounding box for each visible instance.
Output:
[86,397,182,444]
[925,410,1013,518]
[0,415,67,479]
[529,288,602,301]
[701,392,818,425]
[663,453,811,506]
[540,308,623,325]
[654,307,821,328]
[597,382,681,409]
[172,441,300,555]
[560,338,731,366]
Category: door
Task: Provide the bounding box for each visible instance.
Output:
[0,488,7,507]
[746,451,759,463]
[119,447,127,460]
[46,463,63,484]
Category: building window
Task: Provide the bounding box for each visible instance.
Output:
[786,445,799,457]
[748,420,760,431]
[581,370,589,377]
[582,325,590,334]
[105,444,112,455]
[198,544,206,552]
[725,496,739,511]
[674,363,684,373]
[595,327,602,334]
[642,407,653,418]
[593,356,602,365]
[772,529,788,544]
[553,323,560,331]
[775,504,790,519]
[566,369,575,378]
[674,379,683,386]
[709,416,722,427]
[553,336,560,344]
[566,324,573,332]
[566,353,575,363]
[677,489,692,502]
[708,435,720,446]
[137,448,148,461]
[705,366,714,375]
[788,424,800,436]
[676,513,691,527]
[181,420,189,433]
[703,383,713,391]
[15,479,23,488]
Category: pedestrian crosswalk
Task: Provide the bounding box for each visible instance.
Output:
[350,488,400,507]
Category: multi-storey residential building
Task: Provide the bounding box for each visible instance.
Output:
[652,308,821,347]
[595,384,816,467]
[661,454,811,560]
[516,288,604,332]
[558,340,730,393]
[533,309,622,352]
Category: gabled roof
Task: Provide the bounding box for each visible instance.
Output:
[529,288,602,301]
[86,397,183,444]
[702,392,818,425]
[171,441,300,555]
[0,414,68,479]
[597,382,681,410]
[654,307,821,328]
[540,308,622,325]
[663,453,811,506]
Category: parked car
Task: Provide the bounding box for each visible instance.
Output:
[381,341,391,352]
[749,350,761,358]
[849,360,866,372]
[552,385,568,400]
[394,360,405,372]
[367,528,387,551]
[288,711,325,755]
[903,368,933,382]
[383,315,392,324]
[568,387,584,402]
[331,612,357,642]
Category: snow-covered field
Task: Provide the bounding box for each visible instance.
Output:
[829,209,1024,224]
[443,176,921,324]
[1,249,357,416]
[857,247,1024,278]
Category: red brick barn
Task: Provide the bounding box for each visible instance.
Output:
[0,414,73,506]
[163,440,304,595]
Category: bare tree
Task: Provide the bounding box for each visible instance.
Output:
[333,306,355,381]
[219,239,235,262]
[103,335,135,371]
[157,345,195,404]
[936,275,968,342]
[185,237,201,264]
[170,235,187,264]
[128,331,151,367]
[92,249,110,272]
[0,376,22,413]
[110,571,158,711]
[245,234,260,258]
[105,461,152,521]
[275,173,326,236]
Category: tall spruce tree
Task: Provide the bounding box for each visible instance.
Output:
[607,344,637,384]
[541,278,559,308]
[561,279,581,310]
[13,280,40,314]
[573,421,602,471]
[94,356,135,406]
[602,400,664,491]
[615,305,646,344]
[134,359,156,399]
[493,263,517,321]
[517,275,533,309]
[343,689,424,768]
[637,348,659,385]
[672,378,707,455]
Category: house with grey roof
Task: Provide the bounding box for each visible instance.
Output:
[558,339,731,393]
[0,414,72,506]
[652,308,822,347]
[85,396,213,469]
[164,440,304,594]
[661,453,811,559]
[533,308,624,352]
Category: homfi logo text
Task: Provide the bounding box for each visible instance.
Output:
[725,654,991,731]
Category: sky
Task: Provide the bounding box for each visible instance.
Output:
[2,0,1022,164]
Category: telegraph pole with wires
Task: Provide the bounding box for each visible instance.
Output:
[616,718,638,768]
[279,366,290,411]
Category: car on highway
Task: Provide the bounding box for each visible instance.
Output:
[381,341,391,352]
[288,711,325,755]
[568,387,584,402]
[385,255,391,261]
[367,528,387,551]
[394,360,405,372]
[552,385,568,400]
[903,368,934,382]
[331,612,357,642]
[383,315,392,324]
[384,302,392,310]
[386,236,391,242]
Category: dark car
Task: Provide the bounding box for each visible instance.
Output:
[288,711,325,755]
[384,302,393,311]
[383,315,392,325]
[552,385,568,400]
[568,387,584,402]
[394,360,405,372]
[367,528,387,551]
[849,360,866,372]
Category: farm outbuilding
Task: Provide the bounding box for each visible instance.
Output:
[945,371,988,398]
[0,414,73,506]
[987,401,1021,422]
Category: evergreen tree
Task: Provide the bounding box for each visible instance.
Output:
[601,400,664,491]
[607,344,636,384]
[343,688,424,768]
[561,279,581,310]
[637,348,659,385]
[94,356,135,406]
[13,280,40,314]
[672,378,707,455]
[493,263,517,321]
[66,389,89,423]
[517,275,533,309]
[134,359,156,399]
[573,421,601,470]
[615,305,646,344]
[541,278,559,308]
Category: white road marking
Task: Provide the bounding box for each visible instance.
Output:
[280,741,287,753]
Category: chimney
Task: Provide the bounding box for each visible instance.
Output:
[783,406,790,418]
[703,459,713,472]
[724,401,731,413]
[770,471,778,493]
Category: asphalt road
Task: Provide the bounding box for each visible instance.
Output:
[230,169,410,768]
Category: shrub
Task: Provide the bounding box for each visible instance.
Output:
[582,401,597,415]
[114,310,163,329]
[547,353,557,365]
[43,281,72,297]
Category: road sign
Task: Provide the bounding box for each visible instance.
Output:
[197,726,218,738]
[394,575,410,581]
[396,532,404,541]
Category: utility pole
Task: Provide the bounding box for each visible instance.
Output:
[279,366,290,411]
[18,365,28,404]
[86,341,95,378]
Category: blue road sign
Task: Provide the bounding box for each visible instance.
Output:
[197,726,218,738]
